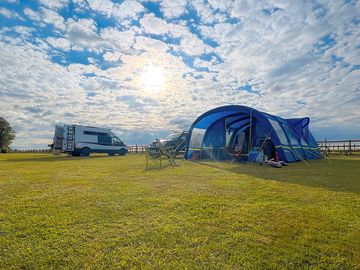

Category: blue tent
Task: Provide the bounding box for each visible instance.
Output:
[185,105,321,162]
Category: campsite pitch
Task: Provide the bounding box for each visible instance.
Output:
[0,154,359,269]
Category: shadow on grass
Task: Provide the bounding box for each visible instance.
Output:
[2,155,114,163]
[143,163,171,171]
[143,160,181,172]
[195,157,360,195]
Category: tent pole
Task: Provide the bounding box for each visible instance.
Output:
[248,110,252,153]
[249,130,272,166]
[288,146,310,166]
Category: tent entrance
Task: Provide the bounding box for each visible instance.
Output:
[259,138,276,160]
[227,127,250,155]
[225,114,254,160]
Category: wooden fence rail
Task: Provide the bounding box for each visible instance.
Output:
[127,145,146,154]
[317,139,360,155]
[6,140,360,156]
[7,146,148,154]
[9,149,53,153]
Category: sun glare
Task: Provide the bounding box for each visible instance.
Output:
[140,65,165,93]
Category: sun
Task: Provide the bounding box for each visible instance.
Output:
[140,65,165,93]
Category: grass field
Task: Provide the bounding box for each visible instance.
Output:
[0,153,359,269]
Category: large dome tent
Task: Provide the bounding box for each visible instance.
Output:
[184,105,320,163]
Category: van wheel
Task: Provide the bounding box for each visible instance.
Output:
[80,148,91,156]
[118,149,127,156]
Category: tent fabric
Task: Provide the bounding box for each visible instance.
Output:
[185,105,321,162]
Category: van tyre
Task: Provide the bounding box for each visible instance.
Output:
[118,149,127,156]
[80,147,91,157]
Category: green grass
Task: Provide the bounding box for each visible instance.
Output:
[0,153,359,269]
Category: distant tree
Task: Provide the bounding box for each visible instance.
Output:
[0,117,16,153]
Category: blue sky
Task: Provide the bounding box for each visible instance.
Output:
[0,0,359,149]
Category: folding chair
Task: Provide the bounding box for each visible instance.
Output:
[145,146,163,169]
[224,146,242,163]
[157,139,177,164]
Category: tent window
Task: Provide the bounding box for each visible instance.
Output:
[300,137,308,146]
[282,124,299,145]
[269,119,288,145]
[189,128,206,148]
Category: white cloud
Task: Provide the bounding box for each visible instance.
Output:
[140,14,211,56]
[23,7,41,21]
[24,7,65,31]
[37,0,68,10]
[103,51,123,62]
[190,0,217,24]
[100,27,135,51]
[12,26,35,38]
[179,33,210,56]
[41,7,66,31]
[140,13,170,35]
[87,0,114,16]
[0,7,23,20]
[113,0,144,19]
[87,0,144,20]
[133,36,169,52]
[63,19,138,53]
[65,18,105,51]
[46,37,71,50]
[207,0,232,12]
[160,0,187,18]
[193,57,214,69]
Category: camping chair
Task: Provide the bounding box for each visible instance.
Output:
[224,146,242,163]
[145,137,186,169]
[157,139,177,165]
[145,146,163,169]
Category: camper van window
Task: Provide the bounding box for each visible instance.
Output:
[112,137,122,146]
[98,135,112,145]
[84,131,108,136]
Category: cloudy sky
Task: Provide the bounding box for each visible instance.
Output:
[0,0,359,149]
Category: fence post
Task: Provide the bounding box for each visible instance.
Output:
[136,145,138,154]
[349,140,352,155]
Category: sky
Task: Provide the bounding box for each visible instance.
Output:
[0,0,359,149]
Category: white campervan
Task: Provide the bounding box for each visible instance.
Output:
[52,124,128,156]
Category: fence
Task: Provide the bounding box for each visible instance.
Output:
[317,139,360,155]
[6,140,360,156]
[9,149,52,153]
[7,146,148,154]
[127,145,146,154]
